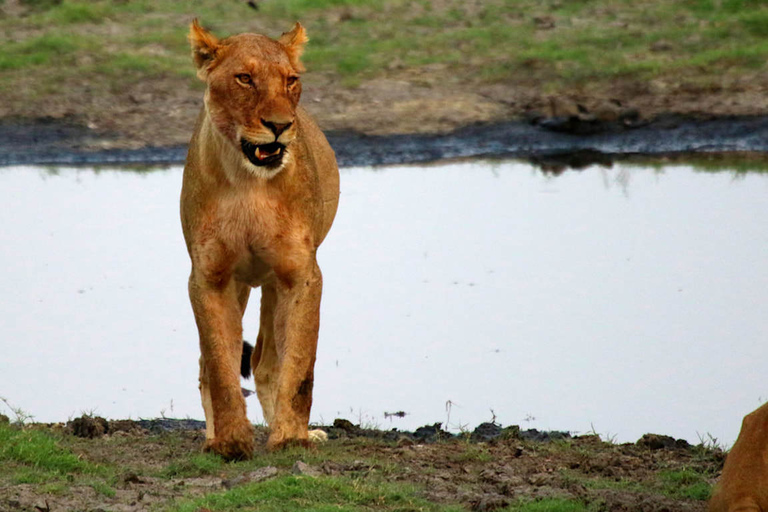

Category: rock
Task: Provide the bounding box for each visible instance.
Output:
[547,95,580,118]
[519,429,571,442]
[332,418,358,433]
[471,422,502,442]
[469,493,510,511]
[637,433,679,450]
[69,415,109,438]
[592,100,623,123]
[222,466,278,488]
[292,461,321,477]
[123,472,144,484]
[413,423,453,443]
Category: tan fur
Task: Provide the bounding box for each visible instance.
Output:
[709,403,768,512]
[181,19,339,458]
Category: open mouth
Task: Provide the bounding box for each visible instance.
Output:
[241,139,286,168]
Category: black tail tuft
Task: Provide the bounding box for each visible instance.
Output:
[241,341,254,378]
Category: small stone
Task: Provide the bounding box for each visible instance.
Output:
[222,466,278,489]
[292,461,321,477]
[123,472,144,484]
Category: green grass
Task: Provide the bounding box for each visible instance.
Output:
[504,498,588,512]
[2,0,767,91]
[0,423,90,476]
[170,474,464,512]
[0,422,120,499]
[659,469,712,501]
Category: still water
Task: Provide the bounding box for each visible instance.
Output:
[1,160,766,446]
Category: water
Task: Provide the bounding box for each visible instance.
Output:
[1,160,766,446]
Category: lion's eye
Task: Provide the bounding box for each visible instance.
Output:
[287,75,299,87]
[235,74,252,85]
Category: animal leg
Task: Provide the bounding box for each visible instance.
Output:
[198,356,215,440]
[252,283,279,426]
[266,258,323,450]
[189,274,254,460]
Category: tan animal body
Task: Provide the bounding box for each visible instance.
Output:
[709,402,768,512]
[180,20,339,458]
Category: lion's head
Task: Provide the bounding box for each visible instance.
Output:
[189,19,308,175]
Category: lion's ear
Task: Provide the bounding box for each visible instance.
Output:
[189,19,220,80]
[279,22,308,73]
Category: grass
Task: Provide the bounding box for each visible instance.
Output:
[170,474,464,512]
[0,422,90,476]
[659,469,712,501]
[504,499,588,512]
[0,0,767,103]
[0,422,120,499]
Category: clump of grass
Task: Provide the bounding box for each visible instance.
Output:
[659,469,712,501]
[41,2,113,24]
[0,422,89,475]
[506,498,588,511]
[171,474,463,512]
[0,34,79,71]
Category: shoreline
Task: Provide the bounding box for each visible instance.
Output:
[3,114,768,169]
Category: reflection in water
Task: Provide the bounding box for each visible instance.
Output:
[0,161,766,445]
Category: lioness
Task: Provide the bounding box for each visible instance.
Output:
[709,402,768,512]
[180,19,339,459]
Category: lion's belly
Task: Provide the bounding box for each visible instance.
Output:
[233,251,274,288]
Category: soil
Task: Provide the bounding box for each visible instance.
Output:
[0,417,725,512]
[4,66,768,168]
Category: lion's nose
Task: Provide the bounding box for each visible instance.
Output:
[261,119,293,137]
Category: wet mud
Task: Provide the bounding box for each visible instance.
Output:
[2,115,768,168]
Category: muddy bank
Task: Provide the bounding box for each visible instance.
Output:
[2,415,723,512]
[2,115,768,168]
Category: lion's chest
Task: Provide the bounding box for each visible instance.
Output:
[207,190,290,286]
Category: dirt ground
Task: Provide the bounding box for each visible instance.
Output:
[0,417,724,512]
[5,63,768,152]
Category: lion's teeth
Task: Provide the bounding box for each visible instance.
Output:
[254,146,281,160]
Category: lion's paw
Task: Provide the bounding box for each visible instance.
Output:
[308,429,328,444]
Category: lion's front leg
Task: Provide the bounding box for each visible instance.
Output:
[265,258,323,451]
[189,274,254,460]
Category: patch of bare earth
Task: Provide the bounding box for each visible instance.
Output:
[7,65,768,152]
[0,420,723,512]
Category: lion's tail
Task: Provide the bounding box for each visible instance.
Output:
[241,340,254,378]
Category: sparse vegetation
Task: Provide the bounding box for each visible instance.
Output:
[0,0,767,147]
[171,475,463,512]
[2,0,768,87]
[0,418,725,511]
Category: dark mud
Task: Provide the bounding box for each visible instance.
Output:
[3,115,768,168]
